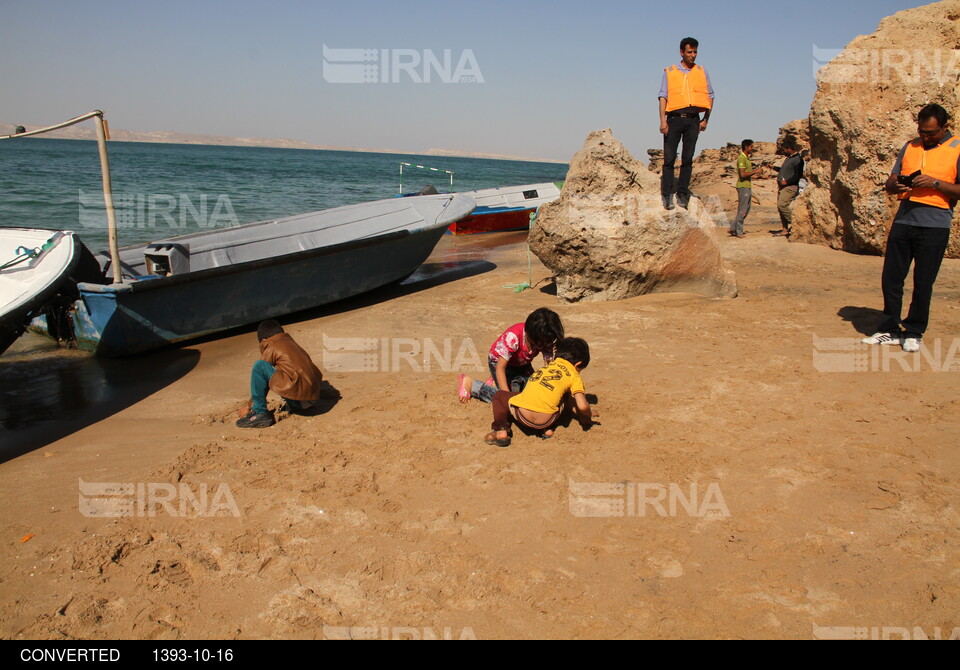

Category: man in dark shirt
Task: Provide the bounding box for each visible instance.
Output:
[862,104,960,352]
[773,137,804,237]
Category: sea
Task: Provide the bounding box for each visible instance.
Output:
[0,139,566,448]
[0,138,567,251]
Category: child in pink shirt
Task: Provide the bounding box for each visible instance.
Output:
[457,307,564,404]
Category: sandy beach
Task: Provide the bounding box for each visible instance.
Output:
[1,193,959,640]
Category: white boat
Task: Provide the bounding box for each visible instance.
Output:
[0,229,89,354]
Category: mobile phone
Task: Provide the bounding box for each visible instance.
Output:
[897,170,921,187]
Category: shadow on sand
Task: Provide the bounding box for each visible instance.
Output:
[0,258,494,460]
[0,348,200,463]
[838,306,886,336]
[183,258,498,348]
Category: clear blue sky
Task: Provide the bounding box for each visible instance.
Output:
[0,0,933,162]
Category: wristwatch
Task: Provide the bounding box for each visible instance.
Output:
[933,180,941,190]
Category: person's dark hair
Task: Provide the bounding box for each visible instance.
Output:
[555,337,590,370]
[782,135,800,152]
[257,319,284,341]
[525,307,564,353]
[680,37,699,51]
[918,103,950,128]
[801,149,810,159]
[741,139,754,150]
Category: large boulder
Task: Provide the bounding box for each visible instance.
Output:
[529,129,737,303]
[792,0,960,257]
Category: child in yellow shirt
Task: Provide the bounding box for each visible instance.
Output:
[485,337,596,447]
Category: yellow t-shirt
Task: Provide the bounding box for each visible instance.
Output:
[509,357,585,415]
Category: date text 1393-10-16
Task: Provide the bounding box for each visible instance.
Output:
[153,648,234,662]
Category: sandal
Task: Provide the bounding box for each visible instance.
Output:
[484,431,512,448]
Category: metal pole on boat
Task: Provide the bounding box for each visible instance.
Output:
[93,112,122,284]
[1,110,124,284]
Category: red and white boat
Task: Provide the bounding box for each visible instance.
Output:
[447,182,562,235]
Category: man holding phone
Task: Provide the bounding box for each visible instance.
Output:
[863,104,960,352]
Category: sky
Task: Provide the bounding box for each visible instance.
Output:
[0,0,935,162]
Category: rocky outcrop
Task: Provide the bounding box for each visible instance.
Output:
[646,141,783,218]
[529,129,737,303]
[648,141,780,183]
[791,0,960,257]
[777,119,810,153]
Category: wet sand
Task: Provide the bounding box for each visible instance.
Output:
[1,203,959,639]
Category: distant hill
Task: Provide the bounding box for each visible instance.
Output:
[0,122,566,164]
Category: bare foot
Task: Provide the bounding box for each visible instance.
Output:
[458,374,473,404]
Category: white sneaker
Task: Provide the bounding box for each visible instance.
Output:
[861,332,901,345]
[902,337,921,353]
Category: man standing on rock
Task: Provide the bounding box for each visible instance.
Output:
[658,37,715,210]
[863,104,960,353]
[773,137,804,237]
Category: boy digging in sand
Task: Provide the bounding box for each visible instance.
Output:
[237,320,323,428]
[485,337,597,447]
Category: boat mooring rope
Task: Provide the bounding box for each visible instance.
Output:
[503,209,538,293]
[0,238,56,272]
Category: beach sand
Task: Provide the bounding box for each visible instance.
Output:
[1,197,959,640]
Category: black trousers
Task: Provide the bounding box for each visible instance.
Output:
[661,115,700,199]
[879,223,951,338]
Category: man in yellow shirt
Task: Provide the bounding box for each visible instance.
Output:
[731,139,764,238]
[485,338,596,447]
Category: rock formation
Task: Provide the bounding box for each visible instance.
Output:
[648,141,779,185]
[777,119,810,153]
[529,129,737,303]
[791,0,960,257]
[646,141,782,222]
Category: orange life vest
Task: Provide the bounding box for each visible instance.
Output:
[664,64,712,112]
[900,135,960,209]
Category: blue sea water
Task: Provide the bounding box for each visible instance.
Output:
[0,138,568,251]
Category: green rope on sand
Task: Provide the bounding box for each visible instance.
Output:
[503,209,538,293]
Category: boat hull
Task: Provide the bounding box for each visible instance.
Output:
[0,229,81,355]
[447,207,535,235]
[445,182,562,235]
[69,225,448,357]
